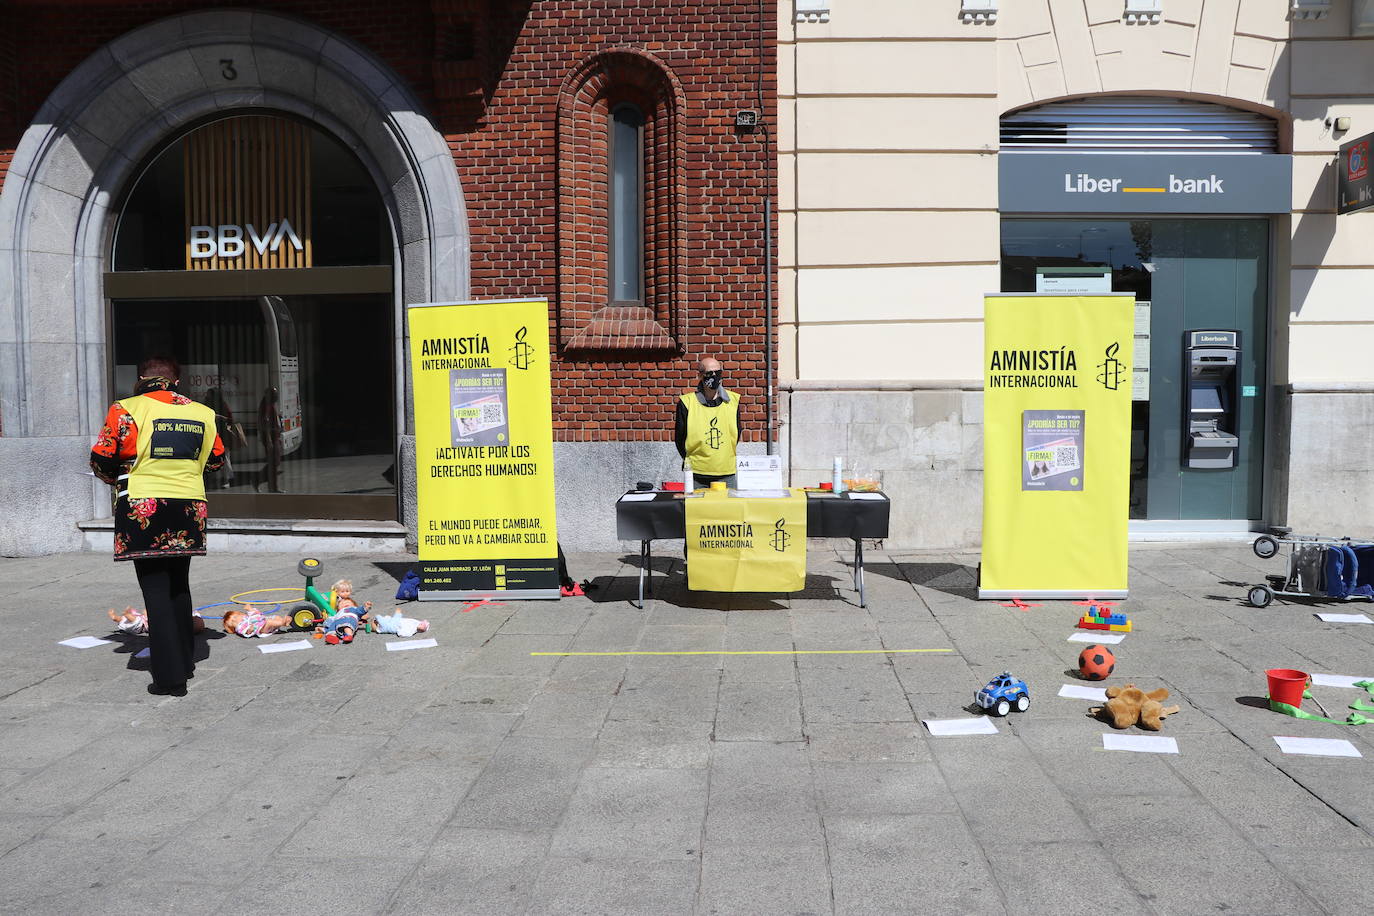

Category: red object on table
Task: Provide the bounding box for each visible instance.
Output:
[662,481,685,492]
[819,481,833,490]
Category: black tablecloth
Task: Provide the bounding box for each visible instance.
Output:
[615,491,890,541]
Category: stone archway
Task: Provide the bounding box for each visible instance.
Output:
[0,9,467,553]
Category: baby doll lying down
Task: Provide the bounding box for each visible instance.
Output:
[222,605,292,638]
[107,606,205,635]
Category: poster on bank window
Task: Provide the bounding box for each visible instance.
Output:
[408,298,559,600]
[979,293,1133,599]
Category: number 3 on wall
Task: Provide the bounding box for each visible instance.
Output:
[220,59,237,81]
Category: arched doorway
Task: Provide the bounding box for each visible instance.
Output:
[108,113,396,518]
[0,10,468,549]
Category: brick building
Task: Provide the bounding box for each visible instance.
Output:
[0,1,777,554]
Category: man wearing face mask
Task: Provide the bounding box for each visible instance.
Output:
[675,357,741,488]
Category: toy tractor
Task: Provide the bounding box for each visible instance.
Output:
[286,557,335,631]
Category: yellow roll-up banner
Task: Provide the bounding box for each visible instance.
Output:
[408,298,559,600]
[685,490,807,592]
[979,293,1134,599]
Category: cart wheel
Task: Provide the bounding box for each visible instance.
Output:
[1247,585,1274,608]
[1015,694,1030,713]
[289,602,318,630]
[1253,535,1279,560]
[993,699,1011,717]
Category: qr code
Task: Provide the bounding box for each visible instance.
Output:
[456,395,505,436]
[1053,445,1078,470]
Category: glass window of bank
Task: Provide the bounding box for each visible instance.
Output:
[108,114,396,520]
[1000,218,1269,522]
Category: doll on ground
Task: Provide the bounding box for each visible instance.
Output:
[107,606,205,635]
[372,608,430,638]
[318,579,373,645]
[222,605,291,638]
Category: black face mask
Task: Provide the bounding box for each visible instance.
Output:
[700,370,723,391]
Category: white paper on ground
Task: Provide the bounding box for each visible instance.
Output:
[1274,736,1362,758]
[923,717,999,736]
[386,638,438,652]
[59,636,113,649]
[1316,613,1373,624]
[1103,733,1179,754]
[1068,632,1126,644]
[1058,684,1109,701]
[1310,674,1374,689]
[259,640,312,654]
[845,492,886,500]
[134,647,150,659]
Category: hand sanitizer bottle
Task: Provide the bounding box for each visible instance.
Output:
[832,457,846,494]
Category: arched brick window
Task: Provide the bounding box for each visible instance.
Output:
[556,49,685,353]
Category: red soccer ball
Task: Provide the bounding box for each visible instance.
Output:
[1078,644,1116,681]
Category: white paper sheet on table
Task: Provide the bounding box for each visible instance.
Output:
[730,489,790,499]
[259,640,312,654]
[59,635,113,649]
[1058,684,1108,701]
[1068,632,1126,644]
[620,493,657,502]
[1103,733,1178,754]
[1315,613,1373,624]
[1274,736,1362,758]
[845,493,886,500]
[1310,674,1374,689]
[923,717,998,736]
[386,638,438,652]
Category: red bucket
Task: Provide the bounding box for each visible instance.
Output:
[1266,668,1309,707]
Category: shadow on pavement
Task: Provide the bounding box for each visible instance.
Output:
[863,561,978,598]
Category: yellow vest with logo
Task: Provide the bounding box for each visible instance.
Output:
[680,389,740,477]
[117,394,218,500]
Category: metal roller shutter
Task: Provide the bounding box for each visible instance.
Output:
[1001,97,1278,155]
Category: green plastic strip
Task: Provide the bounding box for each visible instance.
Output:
[1267,679,1374,726]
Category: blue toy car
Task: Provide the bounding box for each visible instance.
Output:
[975,672,1030,716]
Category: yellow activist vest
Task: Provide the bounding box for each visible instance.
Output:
[117,394,217,500]
[680,389,740,477]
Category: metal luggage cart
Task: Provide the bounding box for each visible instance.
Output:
[1246,527,1374,607]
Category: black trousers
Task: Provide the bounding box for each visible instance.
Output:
[133,556,196,687]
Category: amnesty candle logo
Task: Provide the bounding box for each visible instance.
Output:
[769,518,791,553]
[509,327,535,370]
[706,416,723,449]
[1097,342,1124,391]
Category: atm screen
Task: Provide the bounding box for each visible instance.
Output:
[1191,385,1224,413]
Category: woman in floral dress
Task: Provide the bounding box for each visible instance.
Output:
[91,355,225,695]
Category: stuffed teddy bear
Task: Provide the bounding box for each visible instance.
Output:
[1091,684,1181,730]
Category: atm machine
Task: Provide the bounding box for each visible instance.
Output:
[1183,330,1241,469]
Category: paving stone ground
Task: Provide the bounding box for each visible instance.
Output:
[4,541,1374,914]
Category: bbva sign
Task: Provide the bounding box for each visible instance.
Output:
[189,220,303,259]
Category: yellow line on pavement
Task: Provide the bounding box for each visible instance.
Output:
[530,648,952,657]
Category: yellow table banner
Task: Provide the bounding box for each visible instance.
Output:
[408,298,559,600]
[685,490,807,592]
[979,293,1134,599]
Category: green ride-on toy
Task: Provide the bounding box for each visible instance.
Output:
[286,557,335,631]
[285,557,375,633]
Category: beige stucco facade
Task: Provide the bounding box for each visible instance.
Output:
[779,0,1374,545]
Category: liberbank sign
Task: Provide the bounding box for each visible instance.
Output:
[1000,153,1292,215]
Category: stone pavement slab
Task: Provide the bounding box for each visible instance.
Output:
[3,543,1374,913]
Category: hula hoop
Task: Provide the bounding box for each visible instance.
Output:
[229,587,305,606]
